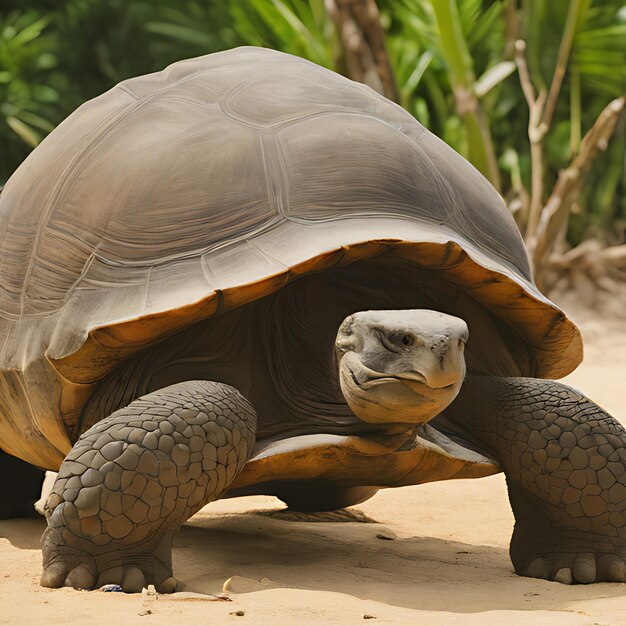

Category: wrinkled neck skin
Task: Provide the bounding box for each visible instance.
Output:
[82,276,395,440]
[79,257,530,441]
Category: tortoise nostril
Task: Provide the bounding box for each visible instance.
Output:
[430,336,449,356]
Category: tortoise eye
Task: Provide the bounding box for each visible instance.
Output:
[401,334,414,347]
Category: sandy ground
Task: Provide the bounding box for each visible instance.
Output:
[0,313,624,625]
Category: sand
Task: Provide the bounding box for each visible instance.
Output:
[0,314,624,625]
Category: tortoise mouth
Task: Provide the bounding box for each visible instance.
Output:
[351,367,457,392]
[347,359,460,393]
[339,353,464,426]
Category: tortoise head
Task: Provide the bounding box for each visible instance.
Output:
[335,310,468,424]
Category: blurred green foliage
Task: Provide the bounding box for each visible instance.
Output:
[1,0,624,245]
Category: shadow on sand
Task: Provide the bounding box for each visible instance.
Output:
[1,509,622,615]
[174,509,625,613]
[0,517,46,550]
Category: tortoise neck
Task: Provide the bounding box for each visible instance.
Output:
[78,256,531,440]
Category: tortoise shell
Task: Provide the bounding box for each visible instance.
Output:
[0,47,581,469]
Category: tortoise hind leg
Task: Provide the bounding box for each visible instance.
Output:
[269,480,378,512]
[446,375,625,584]
[0,449,44,519]
[226,480,378,512]
[41,380,256,592]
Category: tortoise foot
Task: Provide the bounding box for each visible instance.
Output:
[41,528,177,592]
[40,380,257,593]
[448,377,625,585]
[511,527,626,584]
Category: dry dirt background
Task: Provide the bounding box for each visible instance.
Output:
[0,310,624,625]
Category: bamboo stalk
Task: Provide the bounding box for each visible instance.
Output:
[503,0,519,59]
[430,0,501,190]
[569,68,581,155]
[542,0,582,129]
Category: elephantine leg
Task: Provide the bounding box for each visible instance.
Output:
[41,381,256,592]
[447,375,625,584]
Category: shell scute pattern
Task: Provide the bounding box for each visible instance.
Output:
[0,48,582,468]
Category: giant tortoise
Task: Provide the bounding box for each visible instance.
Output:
[0,47,624,592]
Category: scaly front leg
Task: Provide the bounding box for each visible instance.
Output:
[447,375,625,583]
[41,380,256,592]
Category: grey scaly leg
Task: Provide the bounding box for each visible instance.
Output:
[40,380,256,592]
[447,375,625,584]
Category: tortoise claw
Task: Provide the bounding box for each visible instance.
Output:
[40,561,70,588]
[524,557,550,580]
[121,566,146,594]
[521,551,626,584]
[553,567,573,585]
[64,564,96,590]
[572,553,596,584]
